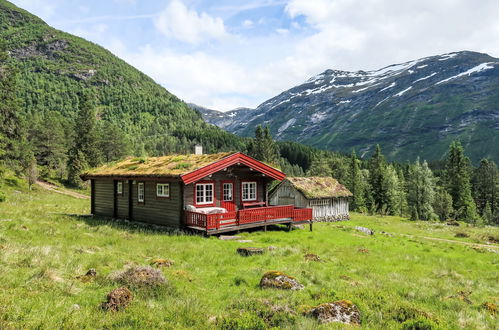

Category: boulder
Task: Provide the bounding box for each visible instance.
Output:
[237,247,265,256]
[260,271,304,290]
[101,287,133,312]
[355,226,374,235]
[151,258,174,267]
[358,248,369,253]
[446,220,460,226]
[304,253,321,262]
[307,300,361,325]
[237,240,253,243]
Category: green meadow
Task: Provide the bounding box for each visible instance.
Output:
[0,182,497,329]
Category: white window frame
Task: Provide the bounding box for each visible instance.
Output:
[156,183,170,198]
[137,182,145,203]
[242,181,257,201]
[196,183,214,205]
[117,181,123,195]
[223,183,233,201]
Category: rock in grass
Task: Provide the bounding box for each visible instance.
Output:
[306,300,361,325]
[151,258,174,267]
[358,248,369,253]
[260,271,304,290]
[237,247,265,256]
[76,268,97,282]
[355,226,374,235]
[304,253,321,262]
[219,235,242,240]
[446,220,460,226]
[111,266,166,288]
[101,287,133,312]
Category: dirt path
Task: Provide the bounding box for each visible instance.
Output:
[36,180,90,199]
[400,233,499,250]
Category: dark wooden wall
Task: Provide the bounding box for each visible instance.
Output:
[130,180,182,227]
[94,180,114,217]
[92,179,183,228]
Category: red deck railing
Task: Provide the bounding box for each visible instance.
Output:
[184,205,312,231]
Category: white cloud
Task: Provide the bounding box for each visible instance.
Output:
[10,0,59,20]
[154,0,228,44]
[242,19,254,28]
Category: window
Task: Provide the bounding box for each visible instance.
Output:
[156,183,170,198]
[242,181,257,201]
[196,183,214,205]
[223,183,233,201]
[116,181,123,195]
[137,182,145,203]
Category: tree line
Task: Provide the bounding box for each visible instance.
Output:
[247,125,498,226]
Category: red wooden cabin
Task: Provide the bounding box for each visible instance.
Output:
[81,151,312,235]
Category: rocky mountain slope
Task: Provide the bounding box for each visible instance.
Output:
[199,51,499,162]
[0,0,243,155]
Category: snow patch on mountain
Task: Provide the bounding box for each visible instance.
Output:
[436,62,495,85]
[395,86,412,97]
[414,72,437,83]
[278,118,296,134]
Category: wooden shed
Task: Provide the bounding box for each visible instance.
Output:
[81,152,312,234]
[269,177,352,222]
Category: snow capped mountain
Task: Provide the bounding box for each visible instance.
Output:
[198,51,499,162]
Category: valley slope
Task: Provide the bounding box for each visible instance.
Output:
[0,0,243,155]
[199,52,499,162]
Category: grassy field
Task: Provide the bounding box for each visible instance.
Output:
[0,181,497,329]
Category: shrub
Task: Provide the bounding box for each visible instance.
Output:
[218,312,266,330]
[401,317,439,330]
[110,266,166,288]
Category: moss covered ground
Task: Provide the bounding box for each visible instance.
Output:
[0,181,497,329]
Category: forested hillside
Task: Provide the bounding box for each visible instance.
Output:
[0,0,244,176]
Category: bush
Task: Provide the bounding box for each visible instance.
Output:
[0,191,5,202]
[218,312,266,330]
[401,317,439,330]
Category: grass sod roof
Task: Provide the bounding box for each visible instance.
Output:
[81,152,235,178]
[285,176,353,199]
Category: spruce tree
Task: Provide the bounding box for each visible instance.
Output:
[307,153,332,177]
[433,187,453,221]
[407,159,437,220]
[368,145,388,212]
[73,92,100,167]
[248,125,279,165]
[67,148,88,188]
[444,141,478,222]
[347,151,366,212]
[472,159,497,216]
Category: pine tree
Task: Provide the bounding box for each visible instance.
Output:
[444,141,478,223]
[407,159,437,220]
[347,151,366,212]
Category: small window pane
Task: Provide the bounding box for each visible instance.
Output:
[157,183,170,197]
[138,183,145,203]
[117,182,123,194]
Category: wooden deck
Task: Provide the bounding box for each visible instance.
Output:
[184,205,313,235]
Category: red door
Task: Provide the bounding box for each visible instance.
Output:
[221,181,236,211]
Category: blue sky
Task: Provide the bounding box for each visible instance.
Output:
[10,0,499,110]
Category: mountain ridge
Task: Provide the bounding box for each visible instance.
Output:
[198,51,499,163]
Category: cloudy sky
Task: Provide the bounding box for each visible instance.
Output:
[10,0,499,110]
